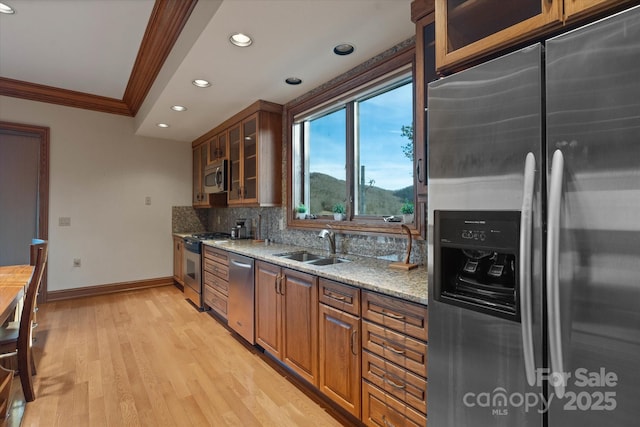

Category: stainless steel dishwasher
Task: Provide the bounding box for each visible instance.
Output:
[227,253,255,344]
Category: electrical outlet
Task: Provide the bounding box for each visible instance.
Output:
[279,218,284,230]
[217,216,221,224]
[145,196,151,205]
[59,217,71,226]
[73,258,81,267]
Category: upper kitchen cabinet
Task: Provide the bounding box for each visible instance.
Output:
[412,0,437,239]
[564,0,633,19]
[193,100,283,208]
[192,142,208,207]
[192,142,226,208]
[435,0,634,72]
[228,107,282,207]
[436,0,562,72]
[208,130,227,163]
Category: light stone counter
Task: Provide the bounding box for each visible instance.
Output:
[201,239,428,305]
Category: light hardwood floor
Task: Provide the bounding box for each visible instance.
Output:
[17,285,348,426]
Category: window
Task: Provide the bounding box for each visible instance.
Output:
[291,66,415,230]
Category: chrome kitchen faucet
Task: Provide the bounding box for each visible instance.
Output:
[318,228,336,255]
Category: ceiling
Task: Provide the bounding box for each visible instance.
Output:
[0,0,415,142]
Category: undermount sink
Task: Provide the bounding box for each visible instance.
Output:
[307,257,349,266]
[274,251,349,266]
[274,251,323,262]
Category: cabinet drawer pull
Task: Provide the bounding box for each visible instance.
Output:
[350,330,358,356]
[327,291,346,301]
[382,342,405,355]
[381,309,405,320]
[383,374,406,390]
[382,415,395,427]
[276,274,285,295]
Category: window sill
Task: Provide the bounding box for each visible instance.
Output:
[288,216,422,239]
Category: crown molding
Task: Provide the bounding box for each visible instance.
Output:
[0,77,132,115]
[123,0,198,116]
[0,0,197,117]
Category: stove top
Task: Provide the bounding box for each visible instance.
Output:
[190,232,231,240]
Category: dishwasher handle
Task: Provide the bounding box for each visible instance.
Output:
[230,258,253,269]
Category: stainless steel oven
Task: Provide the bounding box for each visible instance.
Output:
[182,232,231,310]
[183,237,203,309]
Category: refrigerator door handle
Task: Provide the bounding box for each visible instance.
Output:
[520,152,536,387]
[547,149,565,398]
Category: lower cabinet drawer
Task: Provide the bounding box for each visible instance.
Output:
[362,381,427,427]
[204,285,227,319]
[362,320,428,378]
[362,350,427,415]
[204,258,229,280]
[204,271,228,295]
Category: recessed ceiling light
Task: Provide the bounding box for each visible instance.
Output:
[285,77,302,85]
[333,43,355,56]
[229,33,252,47]
[157,123,170,128]
[0,2,15,14]
[171,105,187,112]
[192,79,211,88]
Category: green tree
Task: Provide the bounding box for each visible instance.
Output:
[401,123,413,161]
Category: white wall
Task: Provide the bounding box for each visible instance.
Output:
[0,95,192,291]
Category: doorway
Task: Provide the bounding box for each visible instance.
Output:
[0,121,49,302]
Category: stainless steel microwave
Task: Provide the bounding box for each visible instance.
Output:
[203,159,228,193]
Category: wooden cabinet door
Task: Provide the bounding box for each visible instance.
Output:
[319,304,361,417]
[436,0,562,71]
[241,114,258,204]
[255,261,282,359]
[227,123,242,204]
[281,268,318,386]
[192,143,212,207]
[172,236,183,285]
[564,0,627,19]
[208,131,227,163]
[192,145,202,205]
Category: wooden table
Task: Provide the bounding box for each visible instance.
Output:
[0,265,33,324]
[0,264,33,420]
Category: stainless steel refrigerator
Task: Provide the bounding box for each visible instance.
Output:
[427,5,640,427]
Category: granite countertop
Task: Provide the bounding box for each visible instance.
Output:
[198,238,428,305]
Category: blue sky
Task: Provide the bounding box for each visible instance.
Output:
[308,82,414,191]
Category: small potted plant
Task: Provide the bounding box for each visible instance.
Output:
[401,201,414,223]
[332,203,346,221]
[296,203,307,219]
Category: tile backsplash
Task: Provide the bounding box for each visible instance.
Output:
[183,206,429,265]
[171,206,208,233]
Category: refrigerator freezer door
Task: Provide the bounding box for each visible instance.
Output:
[546,6,640,426]
[428,44,544,426]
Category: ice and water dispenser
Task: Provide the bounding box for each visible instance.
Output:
[434,210,521,321]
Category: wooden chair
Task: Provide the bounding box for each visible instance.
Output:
[0,240,48,402]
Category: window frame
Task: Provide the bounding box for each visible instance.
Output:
[285,45,420,238]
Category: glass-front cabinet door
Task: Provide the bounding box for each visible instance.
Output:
[208,131,227,162]
[242,114,258,203]
[564,0,626,20]
[436,0,562,71]
[228,124,241,203]
[217,131,227,160]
